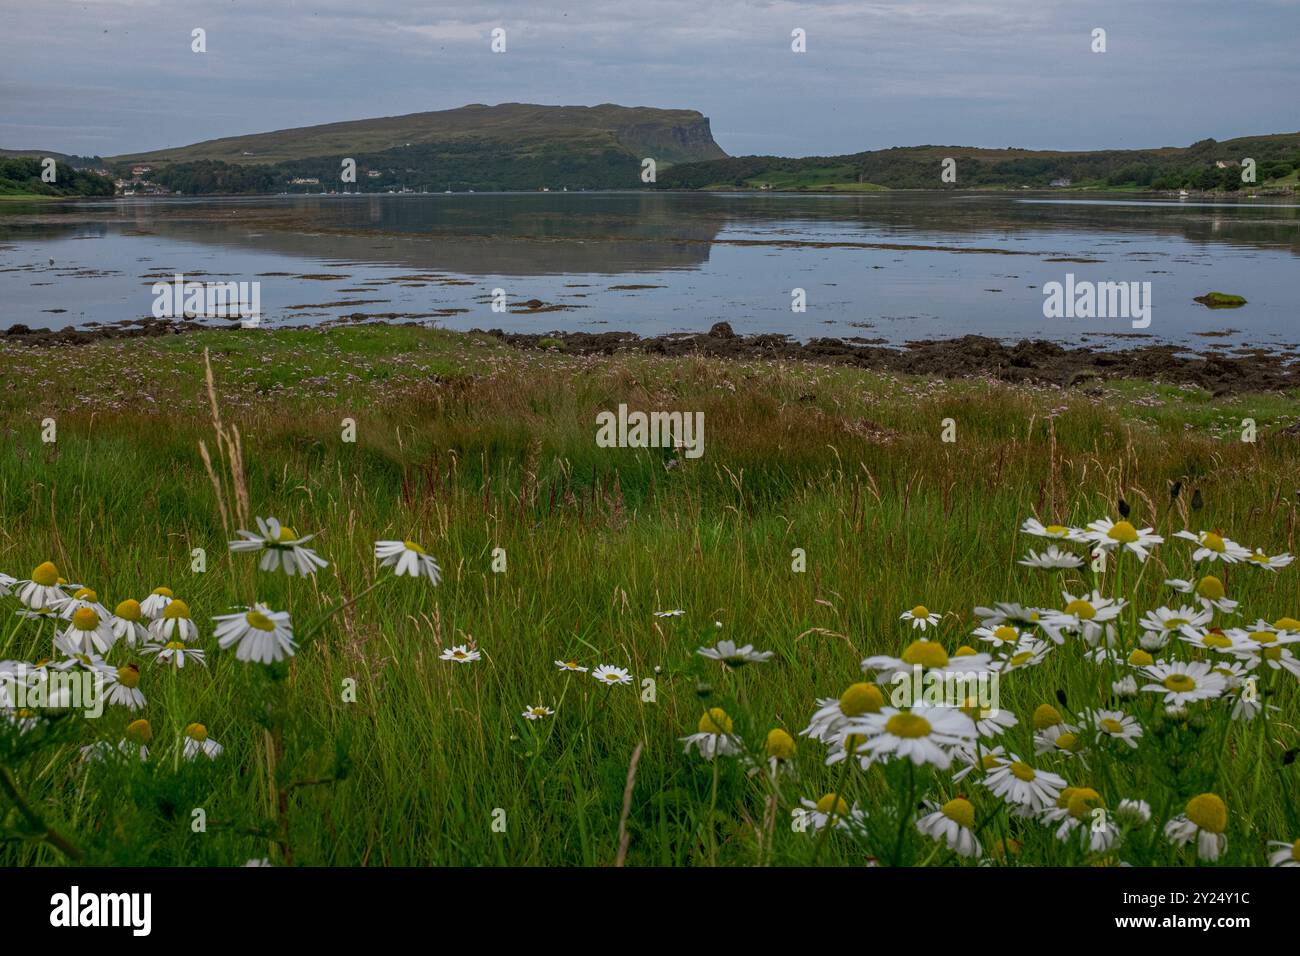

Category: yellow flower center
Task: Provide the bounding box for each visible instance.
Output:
[1107,521,1139,544]
[185,723,208,742]
[1249,631,1277,644]
[1202,632,1232,648]
[955,645,977,657]
[1032,704,1063,729]
[125,719,152,744]
[885,712,932,738]
[1055,786,1080,810]
[277,527,299,542]
[1128,649,1154,667]
[1196,576,1225,600]
[1185,793,1227,834]
[1100,718,1125,735]
[1064,599,1096,619]
[1045,524,1069,537]
[980,753,1003,770]
[698,708,733,735]
[1055,732,1081,752]
[1274,617,1300,631]
[815,794,850,816]
[1163,673,1196,692]
[1009,761,1037,782]
[115,665,140,689]
[71,607,100,631]
[1263,646,1283,662]
[910,605,930,620]
[73,587,96,601]
[901,640,949,669]
[165,641,185,651]
[1164,618,1189,629]
[993,625,1018,643]
[115,599,142,621]
[151,586,174,597]
[765,728,796,761]
[31,561,59,587]
[839,682,884,716]
[941,798,975,829]
[1009,651,1034,667]
[1249,551,1269,564]
[162,599,191,620]
[1068,788,1104,820]
[403,540,426,554]
[1291,839,1300,862]
[245,610,276,631]
[1201,532,1226,552]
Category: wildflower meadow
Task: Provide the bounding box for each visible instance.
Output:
[1,326,1298,868]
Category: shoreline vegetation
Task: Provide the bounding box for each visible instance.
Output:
[4,324,1299,397]
[1,323,1297,866]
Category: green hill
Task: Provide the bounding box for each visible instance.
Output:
[103,103,724,195]
[0,156,114,199]
[657,132,1300,192]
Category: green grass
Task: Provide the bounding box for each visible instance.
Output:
[1,325,1298,866]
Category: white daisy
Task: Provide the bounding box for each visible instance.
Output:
[57,606,118,657]
[1268,839,1300,867]
[1139,605,1212,641]
[1116,799,1152,826]
[653,609,685,618]
[213,603,296,664]
[229,517,328,577]
[798,794,866,833]
[591,664,632,686]
[0,572,16,596]
[848,703,977,769]
[916,798,981,857]
[995,637,1053,672]
[1082,708,1143,749]
[139,587,176,620]
[972,603,1046,628]
[1040,590,1125,645]
[1033,723,1083,756]
[1020,518,1084,541]
[182,722,223,760]
[110,599,149,647]
[374,539,441,585]
[440,644,480,664]
[57,587,110,621]
[899,604,942,630]
[1164,793,1228,861]
[679,708,743,760]
[1083,518,1163,561]
[983,755,1067,813]
[1164,576,1238,614]
[120,719,152,763]
[17,562,67,611]
[696,640,773,666]
[861,639,993,685]
[1141,660,1227,706]
[1246,549,1294,571]
[1112,675,1138,698]
[801,682,885,744]
[973,623,1023,650]
[148,640,206,669]
[553,659,588,673]
[1174,529,1251,564]
[101,664,146,711]
[522,705,554,720]
[1018,546,1084,570]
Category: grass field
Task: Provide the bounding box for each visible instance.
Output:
[1,325,1298,866]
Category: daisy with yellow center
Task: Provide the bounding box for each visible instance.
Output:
[102,663,146,711]
[847,702,977,770]
[1247,549,1294,571]
[591,664,632,686]
[110,599,149,646]
[1164,576,1239,615]
[798,793,865,832]
[1139,605,1211,646]
[182,722,223,760]
[213,603,295,664]
[861,639,993,685]
[120,718,152,762]
[1267,838,1300,867]
[1084,517,1163,562]
[900,605,942,630]
[764,728,797,762]
[1164,793,1228,861]
[139,587,175,620]
[553,659,588,673]
[973,623,1023,648]
[1020,518,1083,541]
[916,797,981,857]
[802,682,885,743]
[983,755,1067,814]
[57,604,118,657]
[1081,708,1143,749]
[958,695,1018,738]
[440,644,481,664]
[996,637,1053,672]
[374,539,441,585]
[147,598,199,645]
[1140,660,1227,706]
[1174,529,1251,564]
[1041,590,1125,645]
[680,707,743,760]
[17,561,66,610]
[1050,787,1118,852]
[1018,545,1084,570]
[229,516,328,577]
[522,705,554,721]
[147,639,206,669]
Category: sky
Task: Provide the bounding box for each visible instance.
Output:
[2,0,1298,158]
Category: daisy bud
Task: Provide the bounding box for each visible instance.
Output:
[1032,704,1063,729]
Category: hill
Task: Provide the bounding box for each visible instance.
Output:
[657,132,1300,192]
[0,156,114,199]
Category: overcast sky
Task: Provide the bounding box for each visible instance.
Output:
[3,0,1297,158]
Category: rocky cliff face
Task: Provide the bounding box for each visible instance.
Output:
[614,114,727,164]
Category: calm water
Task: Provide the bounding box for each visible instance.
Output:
[1,191,1297,349]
